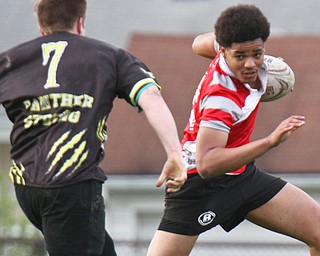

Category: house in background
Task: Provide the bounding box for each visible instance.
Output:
[102,33,320,175]
[1,0,320,174]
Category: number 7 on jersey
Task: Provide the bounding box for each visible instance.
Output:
[41,41,68,89]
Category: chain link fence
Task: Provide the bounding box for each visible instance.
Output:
[114,240,309,256]
[0,238,308,256]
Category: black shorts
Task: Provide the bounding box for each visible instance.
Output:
[15,180,117,256]
[158,163,287,236]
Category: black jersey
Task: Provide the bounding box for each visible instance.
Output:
[0,32,160,188]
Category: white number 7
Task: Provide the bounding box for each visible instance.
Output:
[41,41,68,89]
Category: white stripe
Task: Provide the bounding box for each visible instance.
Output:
[210,71,237,91]
[200,95,242,121]
[200,120,230,133]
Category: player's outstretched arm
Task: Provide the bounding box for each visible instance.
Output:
[196,115,305,179]
[138,86,187,192]
[192,32,218,59]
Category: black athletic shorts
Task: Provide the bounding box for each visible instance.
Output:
[158,162,287,236]
[15,180,117,256]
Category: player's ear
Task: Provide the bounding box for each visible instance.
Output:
[39,27,46,36]
[220,47,227,58]
[76,17,85,35]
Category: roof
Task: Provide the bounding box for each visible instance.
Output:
[100,33,320,174]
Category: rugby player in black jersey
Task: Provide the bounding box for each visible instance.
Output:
[0,0,186,255]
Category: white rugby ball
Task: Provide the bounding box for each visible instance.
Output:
[261,55,295,102]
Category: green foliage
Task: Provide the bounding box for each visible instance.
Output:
[0,170,44,255]
[0,170,16,236]
[0,240,46,256]
[0,170,41,238]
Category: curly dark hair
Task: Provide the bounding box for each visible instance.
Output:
[214,4,270,48]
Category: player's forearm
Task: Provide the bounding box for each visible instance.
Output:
[138,87,182,157]
[148,103,182,157]
[197,137,273,178]
[192,32,217,59]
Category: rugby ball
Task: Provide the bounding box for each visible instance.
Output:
[261,55,295,102]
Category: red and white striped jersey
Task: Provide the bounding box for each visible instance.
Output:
[182,52,268,175]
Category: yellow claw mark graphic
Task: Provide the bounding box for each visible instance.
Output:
[9,161,26,185]
[54,141,87,178]
[97,116,107,142]
[70,150,89,175]
[47,129,86,173]
[47,130,71,160]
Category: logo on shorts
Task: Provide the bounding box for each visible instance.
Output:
[198,211,216,226]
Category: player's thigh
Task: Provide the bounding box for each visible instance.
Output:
[147,230,198,256]
[247,183,320,245]
[43,180,106,255]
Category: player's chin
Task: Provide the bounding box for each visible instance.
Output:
[239,77,257,85]
[238,72,257,84]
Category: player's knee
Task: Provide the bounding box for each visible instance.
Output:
[310,231,320,250]
[306,207,320,249]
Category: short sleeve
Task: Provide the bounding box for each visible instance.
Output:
[116,49,161,110]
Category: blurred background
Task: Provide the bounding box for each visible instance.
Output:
[0,0,320,255]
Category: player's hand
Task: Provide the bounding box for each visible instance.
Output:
[267,115,305,147]
[156,152,187,193]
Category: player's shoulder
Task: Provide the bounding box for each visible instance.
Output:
[0,36,46,78]
[78,34,118,50]
[76,34,136,61]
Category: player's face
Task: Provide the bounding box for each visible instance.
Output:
[221,39,265,88]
